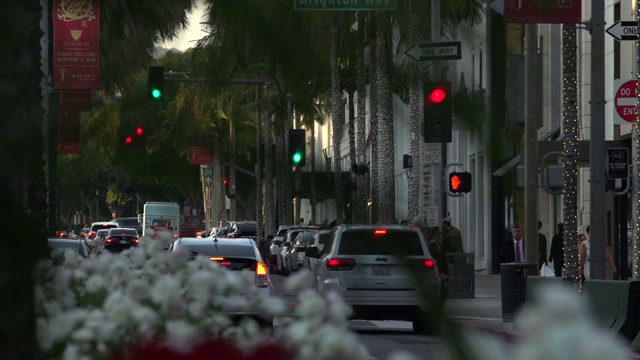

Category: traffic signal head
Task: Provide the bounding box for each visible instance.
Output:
[288,129,306,167]
[223,179,230,195]
[148,66,165,101]
[135,126,144,136]
[423,81,452,143]
[125,135,133,145]
[448,171,472,193]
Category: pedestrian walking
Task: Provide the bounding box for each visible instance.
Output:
[442,217,463,253]
[427,226,449,305]
[548,223,564,277]
[538,220,548,268]
[579,225,617,282]
[499,224,524,264]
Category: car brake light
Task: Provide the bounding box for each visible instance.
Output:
[424,259,435,268]
[327,258,356,271]
[210,257,224,261]
[132,238,140,243]
[373,228,387,235]
[256,261,269,288]
[106,237,114,243]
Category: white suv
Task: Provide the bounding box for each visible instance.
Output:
[305,224,442,334]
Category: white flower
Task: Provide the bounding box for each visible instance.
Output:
[150,275,182,307]
[84,275,105,294]
[103,291,136,327]
[46,308,89,346]
[258,296,288,316]
[127,278,151,301]
[164,319,201,353]
[284,268,311,293]
[386,350,423,360]
[186,270,217,301]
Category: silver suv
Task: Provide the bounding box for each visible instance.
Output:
[305,224,442,334]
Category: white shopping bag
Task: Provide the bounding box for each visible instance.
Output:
[540,264,555,277]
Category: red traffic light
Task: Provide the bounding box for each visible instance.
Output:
[223,179,228,185]
[125,135,133,144]
[428,88,447,103]
[135,126,144,136]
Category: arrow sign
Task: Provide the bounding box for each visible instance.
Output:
[405,41,462,61]
[606,20,638,41]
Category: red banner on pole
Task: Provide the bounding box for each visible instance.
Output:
[504,0,581,24]
[188,146,213,165]
[53,0,100,89]
[58,111,80,154]
[59,90,92,111]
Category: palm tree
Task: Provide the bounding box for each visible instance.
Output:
[562,23,580,283]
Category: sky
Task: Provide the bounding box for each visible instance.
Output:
[161,0,208,51]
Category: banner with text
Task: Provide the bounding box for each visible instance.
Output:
[188,145,213,165]
[53,0,100,89]
[504,0,581,24]
[58,110,80,155]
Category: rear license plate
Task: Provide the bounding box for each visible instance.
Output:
[119,240,127,244]
[372,265,391,277]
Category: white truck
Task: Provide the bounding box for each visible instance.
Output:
[140,202,180,248]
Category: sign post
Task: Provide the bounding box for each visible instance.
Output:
[614,79,638,125]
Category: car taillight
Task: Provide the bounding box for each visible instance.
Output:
[174,234,179,238]
[424,259,435,268]
[105,237,114,243]
[327,258,356,271]
[373,228,388,236]
[132,238,140,243]
[88,232,96,237]
[256,261,269,288]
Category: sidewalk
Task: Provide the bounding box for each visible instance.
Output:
[444,273,518,341]
[445,273,640,359]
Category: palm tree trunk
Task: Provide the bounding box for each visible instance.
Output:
[562,23,580,284]
[229,118,236,220]
[263,78,276,235]
[331,23,345,225]
[347,90,356,223]
[408,10,421,221]
[376,20,396,224]
[369,22,379,224]
[355,11,368,224]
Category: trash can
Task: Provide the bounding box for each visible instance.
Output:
[447,252,475,298]
[500,262,538,322]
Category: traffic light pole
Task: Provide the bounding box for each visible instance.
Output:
[431,0,447,221]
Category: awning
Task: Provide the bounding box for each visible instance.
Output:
[493,155,520,176]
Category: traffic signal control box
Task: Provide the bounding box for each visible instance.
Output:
[449,171,472,193]
[423,81,452,143]
[288,129,306,167]
[148,66,165,101]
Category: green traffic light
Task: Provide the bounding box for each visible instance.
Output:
[151,88,162,98]
[292,152,302,164]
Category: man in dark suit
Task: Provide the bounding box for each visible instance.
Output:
[538,220,548,268]
[548,223,564,277]
[499,224,524,264]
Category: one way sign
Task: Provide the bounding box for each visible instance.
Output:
[606,21,638,41]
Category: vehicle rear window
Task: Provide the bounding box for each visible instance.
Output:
[182,244,256,258]
[209,257,257,271]
[109,228,138,236]
[91,223,119,232]
[318,233,330,245]
[338,229,425,256]
[117,218,139,227]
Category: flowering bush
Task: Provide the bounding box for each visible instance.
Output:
[35,238,632,360]
[34,239,368,360]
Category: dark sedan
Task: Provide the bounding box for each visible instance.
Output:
[104,228,140,252]
[48,238,90,263]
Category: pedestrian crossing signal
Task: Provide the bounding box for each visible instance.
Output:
[449,171,472,193]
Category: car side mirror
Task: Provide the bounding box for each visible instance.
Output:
[305,246,319,258]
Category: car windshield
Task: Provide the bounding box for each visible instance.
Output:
[116,218,139,227]
[338,229,424,256]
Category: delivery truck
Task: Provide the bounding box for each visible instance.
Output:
[141,202,180,248]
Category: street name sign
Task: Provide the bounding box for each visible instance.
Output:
[607,147,629,180]
[405,42,462,61]
[614,79,638,125]
[293,0,396,10]
[606,21,638,41]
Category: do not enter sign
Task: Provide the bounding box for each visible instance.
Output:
[614,79,638,124]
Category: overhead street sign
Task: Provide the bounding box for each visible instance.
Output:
[293,0,396,10]
[614,79,638,124]
[606,21,638,41]
[405,42,462,61]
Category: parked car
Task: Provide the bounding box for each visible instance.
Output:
[285,229,317,273]
[305,224,442,334]
[103,228,140,253]
[277,227,316,275]
[270,225,318,274]
[48,237,90,263]
[87,221,120,240]
[168,236,274,328]
[303,229,331,271]
[226,221,259,241]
